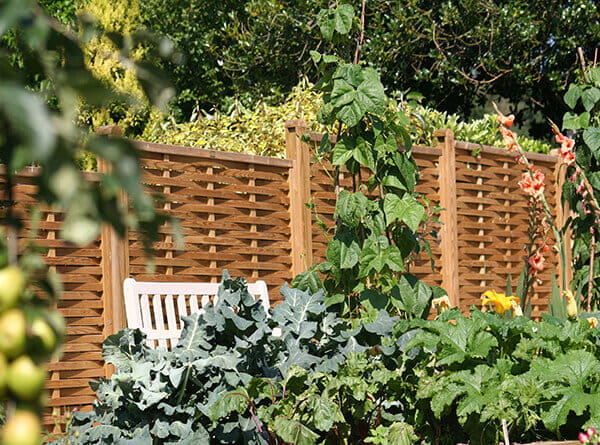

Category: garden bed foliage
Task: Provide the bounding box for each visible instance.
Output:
[54,274,600,445]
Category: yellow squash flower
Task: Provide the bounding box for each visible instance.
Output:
[510,300,523,317]
[587,317,598,329]
[563,290,578,319]
[481,290,520,316]
[432,295,452,313]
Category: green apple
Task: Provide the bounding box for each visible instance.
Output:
[30,317,58,359]
[0,309,27,359]
[2,409,41,445]
[6,356,46,401]
[0,266,25,312]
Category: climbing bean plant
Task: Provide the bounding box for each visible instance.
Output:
[294,3,441,321]
[560,64,600,309]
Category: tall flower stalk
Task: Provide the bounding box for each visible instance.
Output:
[551,122,600,310]
[494,105,567,308]
[495,104,600,311]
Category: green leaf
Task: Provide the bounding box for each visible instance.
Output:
[359,288,388,310]
[335,191,368,228]
[333,4,354,35]
[332,136,355,165]
[563,111,590,130]
[564,83,582,109]
[583,127,600,155]
[582,87,600,111]
[0,82,56,162]
[336,99,364,127]
[305,397,340,431]
[272,416,319,445]
[338,232,360,269]
[391,275,432,319]
[207,389,250,420]
[353,137,376,172]
[383,194,425,231]
[355,68,386,115]
[532,350,600,432]
[331,79,356,107]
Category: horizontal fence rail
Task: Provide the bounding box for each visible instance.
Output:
[0,121,567,429]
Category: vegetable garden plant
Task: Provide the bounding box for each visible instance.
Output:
[2,1,599,444]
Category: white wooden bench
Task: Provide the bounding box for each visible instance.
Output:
[123,278,270,349]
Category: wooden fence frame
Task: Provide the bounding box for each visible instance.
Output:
[1,121,569,428]
[97,121,569,335]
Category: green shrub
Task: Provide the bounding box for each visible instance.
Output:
[53,276,600,445]
[140,80,551,160]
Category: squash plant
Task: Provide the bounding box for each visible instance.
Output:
[294,3,443,321]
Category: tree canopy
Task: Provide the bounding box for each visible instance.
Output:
[23,0,600,138]
[132,0,599,135]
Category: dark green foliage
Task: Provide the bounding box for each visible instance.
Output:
[560,67,600,308]
[55,276,600,444]
[55,273,397,444]
[134,0,598,136]
[137,0,330,117]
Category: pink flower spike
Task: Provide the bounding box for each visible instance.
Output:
[528,252,545,272]
[562,150,576,166]
[579,431,590,443]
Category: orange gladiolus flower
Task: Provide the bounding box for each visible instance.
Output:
[528,252,545,273]
[497,114,515,127]
[518,170,545,197]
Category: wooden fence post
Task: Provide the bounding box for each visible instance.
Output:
[435,129,460,306]
[97,125,129,341]
[285,119,314,276]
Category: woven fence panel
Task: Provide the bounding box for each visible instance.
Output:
[128,142,294,302]
[453,141,559,316]
[0,169,107,429]
[411,146,443,289]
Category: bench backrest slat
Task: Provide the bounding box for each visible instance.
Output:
[123,278,270,349]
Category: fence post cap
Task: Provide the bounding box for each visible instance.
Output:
[96,125,123,136]
[285,119,308,129]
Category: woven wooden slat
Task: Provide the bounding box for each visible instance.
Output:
[0,173,107,431]
[128,142,294,298]
[453,141,560,316]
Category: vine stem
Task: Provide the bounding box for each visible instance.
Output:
[588,228,595,312]
[353,0,367,65]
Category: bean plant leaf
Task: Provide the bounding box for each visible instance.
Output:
[564,83,582,109]
[563,111,590,130]
[583,127,600,155]
[333,4,354,35]
[582,87,600,111]
[332,136,355,165]
[383,194,425,232]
